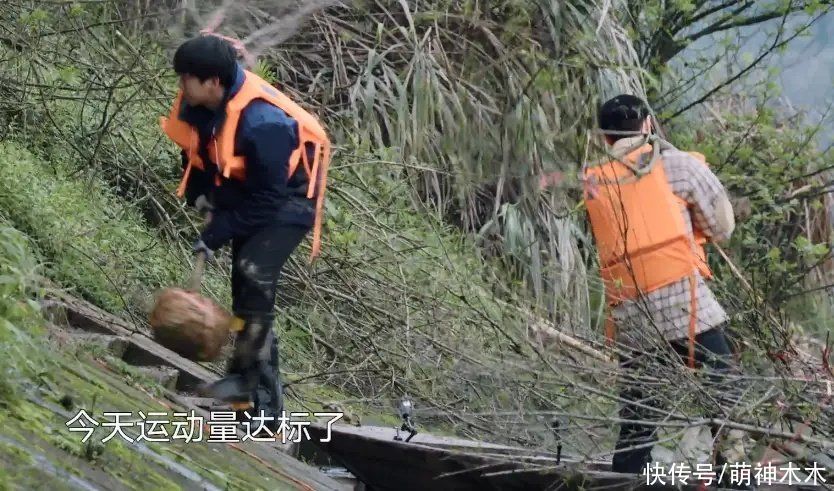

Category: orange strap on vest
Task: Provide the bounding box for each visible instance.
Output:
[160,71,332,261]
[585,146,711,368]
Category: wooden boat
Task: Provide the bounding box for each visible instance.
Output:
[304,423,708,491]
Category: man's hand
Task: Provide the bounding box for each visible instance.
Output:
[193,238,214,262]
[195,194,214,216]
[730,195,753,223]
[538,171,564,191]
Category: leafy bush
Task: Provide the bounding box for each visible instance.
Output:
[0,219,48,404]
[0,141,229,319]
[669,104,834,341]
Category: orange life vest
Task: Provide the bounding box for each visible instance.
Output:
[585,144,713,368]
[159,70,332,260]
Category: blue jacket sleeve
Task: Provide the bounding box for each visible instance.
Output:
[199,107,298,250]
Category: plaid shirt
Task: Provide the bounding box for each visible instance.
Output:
[604,137,735,346]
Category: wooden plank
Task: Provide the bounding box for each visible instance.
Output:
[41,296,221,392]
[120,335,219,392]
[63,331,130,358]
[162,390,295,454]
[176,396,218,409]
[157,390,351,491]
[41,295,138,335]
[159,389,361,491]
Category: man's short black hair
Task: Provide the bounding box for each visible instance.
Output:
[598,94,651,141]
[173,35,238,88]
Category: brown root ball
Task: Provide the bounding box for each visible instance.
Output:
[149,287,233,362]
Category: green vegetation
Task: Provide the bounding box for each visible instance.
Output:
[0,219,49,405]
[0,212,306,488]
[670,105,834,340]
[0,141,213,313]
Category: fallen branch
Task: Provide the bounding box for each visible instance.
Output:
[527,321,615,364]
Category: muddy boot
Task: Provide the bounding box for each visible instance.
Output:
[250,328,283,435]
[198,318,270,404]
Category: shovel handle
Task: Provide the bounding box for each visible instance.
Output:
[187,210,213,293]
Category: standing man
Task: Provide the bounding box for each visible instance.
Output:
[159,35,331,430]
[581,94,739,473]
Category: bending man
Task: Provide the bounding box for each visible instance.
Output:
[159,35,330,429]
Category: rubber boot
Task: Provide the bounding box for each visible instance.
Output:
[251,328,283,434]
[198,319,284,436]
[198,318,270,404]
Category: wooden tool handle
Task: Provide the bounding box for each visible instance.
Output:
[187,210,213,293]
[188,251,207,293]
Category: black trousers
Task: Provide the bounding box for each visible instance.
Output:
[612,326,735,473]
[227,222,310,419]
